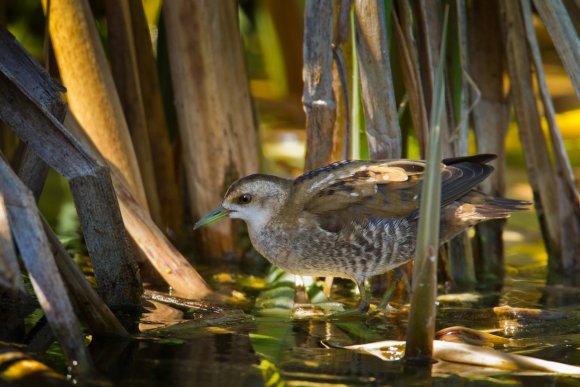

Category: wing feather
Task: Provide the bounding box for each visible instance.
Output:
[291,155,496,233]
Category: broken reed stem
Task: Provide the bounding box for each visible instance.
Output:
[65,113,212,299]
[0,28,142,310]
[0,156,92,374]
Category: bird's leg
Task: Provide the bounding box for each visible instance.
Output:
[377,265,412,311]
[294,275,310,304]
[377,283,397,310]
[355,279,370,313]
[326,278,369,318]
[323,277,334,297]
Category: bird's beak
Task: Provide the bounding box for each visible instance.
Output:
[193,205,232,230]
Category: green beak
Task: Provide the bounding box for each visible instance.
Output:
[194,205,231,230]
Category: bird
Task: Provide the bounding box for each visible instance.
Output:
[194,154,529,313]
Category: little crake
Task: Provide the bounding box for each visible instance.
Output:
[195,154,529,312]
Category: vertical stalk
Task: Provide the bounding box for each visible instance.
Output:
[532,0,580,99]
[468,0,508,286]
[42,0,149,212]
[444,0,476,291]
[405,8,449,362]
[392,1,429,157]
[500,1,563,276]
[522,0,580,285]
[128,0,183,235]
[105,0,162,226]
[164,0,259,261]
[350,6,361,160]
[353,0,401,159]
[303,0,336,170]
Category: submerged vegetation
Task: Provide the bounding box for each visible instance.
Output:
[0,0,578,385]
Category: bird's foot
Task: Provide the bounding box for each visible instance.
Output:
[292,302,345,318]
[324,299,370,319]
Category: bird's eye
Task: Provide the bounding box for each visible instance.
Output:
[237,193,252,204]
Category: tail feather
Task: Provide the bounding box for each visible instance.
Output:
[473,197,531,219]
[458,195,531,222]
[440,191,531,242]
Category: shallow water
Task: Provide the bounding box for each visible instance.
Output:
[28,216,580,386]
[83,288,580,386]
[66,279,579,384]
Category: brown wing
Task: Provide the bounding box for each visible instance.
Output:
[292,155,495,227]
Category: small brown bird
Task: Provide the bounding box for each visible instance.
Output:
[195,154,528,312]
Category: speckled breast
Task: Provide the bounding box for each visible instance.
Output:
[249,217,417,281]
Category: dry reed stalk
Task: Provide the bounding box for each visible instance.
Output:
[65,113,212,299]
[393,1,428,156]
[522,0,580,283]
[303,0,336,170]
[0,156,92,373]
[443,0,475,291]
[331,0,352,161]
[468,0,509,285]
[105,0,162,226]
[354,0,401,159]
[0,28,142,309]
[128,0,183,234]
[532,0,580,99]
[500,1,563,273]
[163,0,259,260]
[42,0,149,213]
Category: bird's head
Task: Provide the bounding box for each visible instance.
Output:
[194,174,291,232]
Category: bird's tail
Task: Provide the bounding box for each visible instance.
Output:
[461,196,531,221]
[440,192,531,242]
